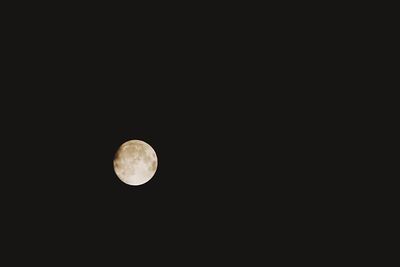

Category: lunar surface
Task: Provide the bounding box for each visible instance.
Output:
[113,140,158,186]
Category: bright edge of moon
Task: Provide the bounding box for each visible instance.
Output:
[113,140,158,186]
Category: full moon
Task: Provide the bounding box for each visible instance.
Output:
[113,140,158,186]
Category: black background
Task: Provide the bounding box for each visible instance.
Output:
[0,4,345,264]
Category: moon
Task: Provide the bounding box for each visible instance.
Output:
[113,140,158,186]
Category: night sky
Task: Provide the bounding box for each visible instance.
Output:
[1,6,337,264]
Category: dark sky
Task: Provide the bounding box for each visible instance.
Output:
[0,7,340,264]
